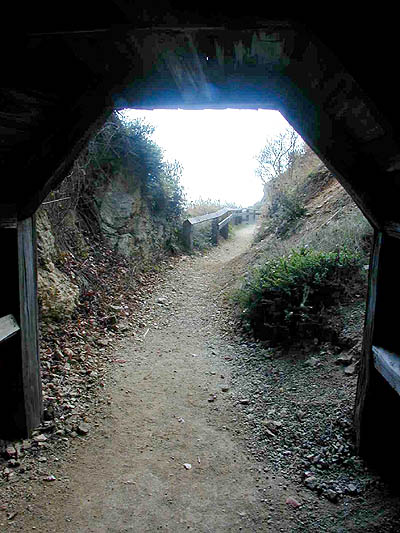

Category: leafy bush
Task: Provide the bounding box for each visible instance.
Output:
[43,113,185,251]
[87,113,185,218]
[234,247,363,344]
[266,189,306,238]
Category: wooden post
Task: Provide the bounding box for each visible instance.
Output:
[354,231,400,479]
[220,222,229,239]
[0,214,42,439]
[211,217,219,245]
[183,219,193,251]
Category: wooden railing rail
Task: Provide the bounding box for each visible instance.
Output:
[182,206,259,250]
[0,314,20,344]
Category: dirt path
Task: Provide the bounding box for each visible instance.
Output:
[2,224,292,532]
[3,224,400,532]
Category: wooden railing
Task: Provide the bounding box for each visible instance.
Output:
[0,314,20,344]
[182,207,260,250]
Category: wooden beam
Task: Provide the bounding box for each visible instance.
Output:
[188,207,235,226]
[373,346,400,397]
[0,315,20,343]
[18,216,42,434]
[354,230,382,452]
[354,232,400,479]
[211,217,219,246]
[182,219,193,250]
[0,204,17,228]
[15,86,114,219]
[218,213,233,229]
[0,216,42,439]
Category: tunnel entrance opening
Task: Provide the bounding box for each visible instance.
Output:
[2,16,400,479]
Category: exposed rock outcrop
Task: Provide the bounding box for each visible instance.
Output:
[95,172,173,262]
[36,210,79,321]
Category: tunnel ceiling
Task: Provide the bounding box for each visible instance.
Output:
[2,6,400,233]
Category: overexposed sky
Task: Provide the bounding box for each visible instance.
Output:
[122,108,291,207]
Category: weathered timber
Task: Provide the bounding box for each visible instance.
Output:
[354,232,400,479]
[220,223,229,240]
[0,315,20,344]
[211,217,219,246]
[372,346,400,396]
[16,88,114,218]
[218,213,232,240]
[218,213,233,229]
[0,204,17,229]
[183,208,239,250]
[182,219,193,250]
[0,216,42,439]
[354,231,382,453]
[188,208,233,226]
[18,216,42,435]
[383,222,400,239]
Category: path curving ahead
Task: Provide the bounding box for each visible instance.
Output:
[4,224,298,532]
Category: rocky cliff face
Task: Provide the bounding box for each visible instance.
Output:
[36,210,80,322]
[95,172,173,261]
[37,170,181,322]
[36,114,184,322]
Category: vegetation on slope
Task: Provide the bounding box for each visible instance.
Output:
[43,112,185,252]
[38,112,185,323]
[234,247,362,343]
[234,141,373,347]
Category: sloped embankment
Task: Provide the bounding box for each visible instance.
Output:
[234,151,373,351]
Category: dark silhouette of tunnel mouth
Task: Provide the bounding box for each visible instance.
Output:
[2,17,400,477]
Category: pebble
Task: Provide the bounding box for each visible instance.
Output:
[6,446,17,458]
[304,476,318,490]
[33,435,47,443]
[77,423,90,436]
[286,496,301,508]
[325,489,339,503]
[335,354,353,366]
[344,363,358,376]
[347,483,358,494]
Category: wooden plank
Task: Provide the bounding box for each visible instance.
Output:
[211,217,219,245]
[0,204,17,228]
[188,207,233,226]
[16,88,114,219]
[383,222,400,239]
[373,346,400,396]
[182,219,193,250]
[0,315,20,343]
[353,232,400,481]
[17,216,42,435]
[218,213,233,229]
[354,230,382,451]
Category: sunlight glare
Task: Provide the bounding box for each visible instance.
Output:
[122,108,291,207]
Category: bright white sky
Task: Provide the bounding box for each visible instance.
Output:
[122,108,292,207]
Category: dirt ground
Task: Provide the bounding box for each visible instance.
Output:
[2,224,400,532]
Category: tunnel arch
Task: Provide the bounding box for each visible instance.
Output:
[2,10,400,476]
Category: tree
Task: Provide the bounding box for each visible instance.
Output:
[255,128,304,185]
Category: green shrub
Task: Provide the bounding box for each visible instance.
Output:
[234,247,363,344]
[266,190,306,238]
